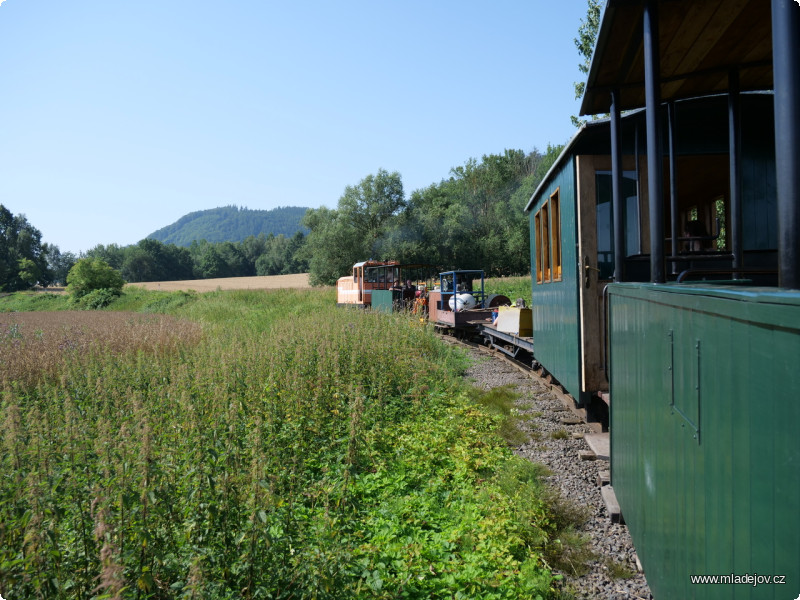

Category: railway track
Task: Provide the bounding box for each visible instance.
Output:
[456,335,652,599]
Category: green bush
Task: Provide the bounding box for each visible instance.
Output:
[66,258,124,300]
[73,287,120,309]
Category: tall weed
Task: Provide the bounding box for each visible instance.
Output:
[0,288,561,599]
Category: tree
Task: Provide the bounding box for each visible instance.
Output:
[84,243,126,271]
[120,239,195,283]
[504,144,565,274]
[17,258,40,289]
[0,204,52,291]
[255,234,291,276]
[66,258,125,300]
[572,0,602,126]
[303,170,406,286]
[285,231,309,274]
[45,244,77,286]
[215,242,251,277]
[121,247,153,283]
[302,207,366,286]
[195,245,229,279]
[397,151,535,275]
[240,234,268,267]
[338,169,406,252]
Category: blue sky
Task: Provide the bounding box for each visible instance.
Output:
[0,1,590,255]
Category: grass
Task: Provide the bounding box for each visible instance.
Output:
[0,286,572,599]
[485,275,532,308]
[605,558,636,580]
[538,488,594,577]
[0,290,71,312]
[467,385,529,447]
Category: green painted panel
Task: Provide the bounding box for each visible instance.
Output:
[608,283,800,599]
[528,157,582,398]
[371,289,399,313]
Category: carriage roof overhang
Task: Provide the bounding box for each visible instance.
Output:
[579,0,773,117]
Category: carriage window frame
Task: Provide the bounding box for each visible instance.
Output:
[550,189,562,281]
[541,203,550,282]
[534,188,562,284]
[534,211,543,283]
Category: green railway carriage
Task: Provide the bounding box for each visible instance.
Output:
[526,92,778,409]
[569,0,800,597]
[525,155,581,400]
[608,283,800,599]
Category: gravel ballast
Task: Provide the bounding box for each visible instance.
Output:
[464,346,654,600]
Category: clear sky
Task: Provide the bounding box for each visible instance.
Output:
[0,1,589,255]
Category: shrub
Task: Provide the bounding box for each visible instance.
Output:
[74,287,120,309]
[66,258,124,301]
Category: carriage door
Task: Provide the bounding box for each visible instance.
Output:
[576,157,640,397]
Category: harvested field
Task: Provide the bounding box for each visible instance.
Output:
[126,272,312,292]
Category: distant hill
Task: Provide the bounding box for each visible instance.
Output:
[148,205,309,246]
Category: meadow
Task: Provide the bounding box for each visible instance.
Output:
[0,279,569,599]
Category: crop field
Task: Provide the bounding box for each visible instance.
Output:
[126,273,312,293]
[0,286,565,599]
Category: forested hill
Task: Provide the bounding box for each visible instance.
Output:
[147,205,309,246]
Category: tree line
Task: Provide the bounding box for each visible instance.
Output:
[302,146,563,285]
[0,145,562,291]
[84,232,308,283]
[0,205,309,292]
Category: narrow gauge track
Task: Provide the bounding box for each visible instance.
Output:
[441,331,653,599]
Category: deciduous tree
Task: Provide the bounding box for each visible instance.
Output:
[572,0,602,126]
[0,204,52,291]
[303,170,406,285]
[45,244,77,286]
[66,257,125,300]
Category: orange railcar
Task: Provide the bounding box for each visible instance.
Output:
[336,261,400,307]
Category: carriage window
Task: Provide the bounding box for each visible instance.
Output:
[550,190,562,281]
[534,211,543,283]
[541,203,551,282]
[534,192,560,284]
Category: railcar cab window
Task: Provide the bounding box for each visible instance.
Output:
[534,189,562,284]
